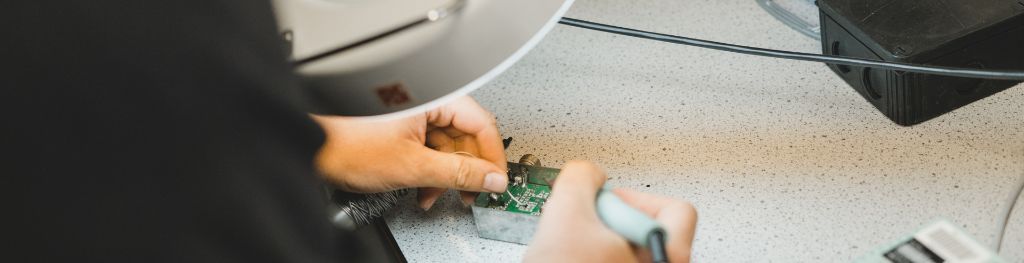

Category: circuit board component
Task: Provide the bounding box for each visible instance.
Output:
[472,154,667,249]
[471,156,559,244]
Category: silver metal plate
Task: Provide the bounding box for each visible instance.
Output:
[471,205,540,245]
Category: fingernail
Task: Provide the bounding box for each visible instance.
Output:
[419,198,438,211]
[483,172,507,193]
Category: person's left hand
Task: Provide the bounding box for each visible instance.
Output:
[313,96,508,210]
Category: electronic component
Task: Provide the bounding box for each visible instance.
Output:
[472,155,665,253]
[856,220,1005,263]
[471,159,558,244]
[818,0,1024,125]
[514,154,540,187]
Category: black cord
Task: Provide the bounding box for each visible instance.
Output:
[648,231,669,263]
[558,17,1024,81]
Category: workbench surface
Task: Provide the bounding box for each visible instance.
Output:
[385,0,1024,262]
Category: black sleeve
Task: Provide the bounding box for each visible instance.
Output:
[3,0,339,262]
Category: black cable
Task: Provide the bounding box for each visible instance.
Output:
[648,231,669,263]
[558,17,1024,81]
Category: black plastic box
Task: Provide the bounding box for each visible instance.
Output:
[818,0,1024,126]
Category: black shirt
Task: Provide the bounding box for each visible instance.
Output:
[5,0,337,261]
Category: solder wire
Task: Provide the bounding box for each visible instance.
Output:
[506,189,525,205]
[558,17,1024,81]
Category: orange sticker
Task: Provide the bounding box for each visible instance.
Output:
[375,82,413,107]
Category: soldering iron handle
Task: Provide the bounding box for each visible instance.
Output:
[594,188,664,247]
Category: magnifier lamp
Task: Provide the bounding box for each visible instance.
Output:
[272,0,575,119]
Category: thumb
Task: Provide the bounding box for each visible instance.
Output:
[543,161,608,218]
[415,147,508,193]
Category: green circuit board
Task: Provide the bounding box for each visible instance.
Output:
[474,162,560,215]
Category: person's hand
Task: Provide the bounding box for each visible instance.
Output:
[524,161,698,263]
[313,96,508,210]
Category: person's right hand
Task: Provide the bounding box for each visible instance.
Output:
[524,161,698,263]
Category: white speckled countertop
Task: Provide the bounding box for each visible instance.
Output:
[385,0,1024,262]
